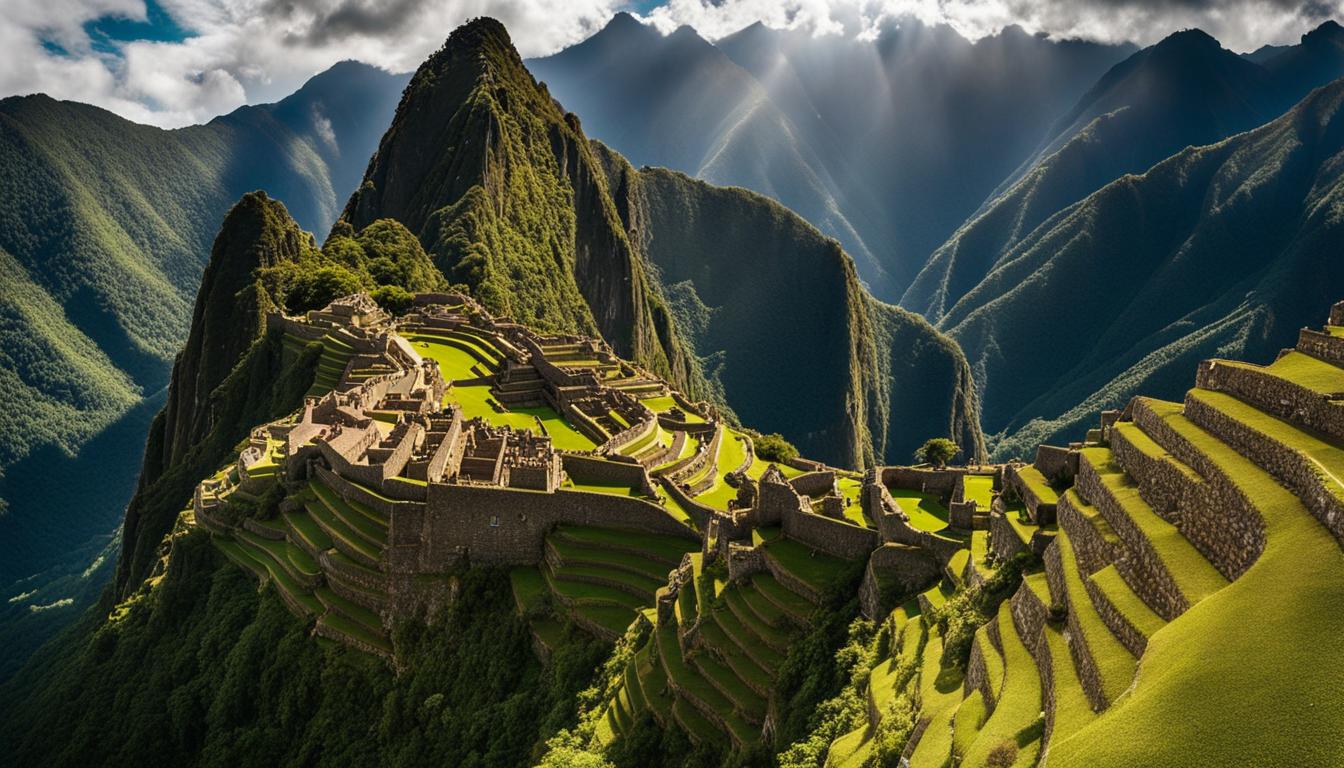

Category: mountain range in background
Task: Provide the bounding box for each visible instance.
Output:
[533,15,1344,459]
[528,13,1135,299]
[0,61,409,678]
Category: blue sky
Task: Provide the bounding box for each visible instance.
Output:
[4,0,1339,127]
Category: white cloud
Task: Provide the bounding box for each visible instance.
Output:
[1,0,1339,128]
[641,0,1341,51]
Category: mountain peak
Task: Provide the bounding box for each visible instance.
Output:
[442,15,514,60]
[604,11,643,32]
[1303,19,1344,44]
[1152,27,1222,54]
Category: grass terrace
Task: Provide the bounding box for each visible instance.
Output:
[1053,530,1138,705]
[1257,350,1344,395]
[1050,398,1344,767]
[1016,465,1060,506]
[760,533,849,595]
[448,384,597,451]
[964,473,995,509]
[906,631,965,766]
[654,433,700,473]
[889,488,949,532]
[960,604,1042,767]
[639,395,707,424]
[1079,447,1229,605]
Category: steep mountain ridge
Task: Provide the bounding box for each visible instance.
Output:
[346,18,984,467]
[342,20,701,394]
[940,76,1344,460]
[533,15,1133,298]
[595,144,983,466]
[527,14,890,295]
[904,23,1344,322]
[116,192,444,593]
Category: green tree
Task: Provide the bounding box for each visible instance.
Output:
[914,438,959,467]
[753,432,800,463]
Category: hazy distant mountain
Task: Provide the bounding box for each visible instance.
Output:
[904,23,1344,323]
[0,61,408,679]
[531,14,1133,298]
[938,74,1344,460]
[527,14,890,293]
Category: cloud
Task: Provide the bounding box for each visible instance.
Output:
[640,0,1340,50]
[1,0,1339,128]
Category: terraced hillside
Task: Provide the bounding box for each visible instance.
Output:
[591,528,852,749]
[821,304,1344,767]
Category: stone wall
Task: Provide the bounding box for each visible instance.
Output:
[660,478,716,530]
[947,500,982,531]
[668,425,724,491]
[1082,573,1148,658]
[727,541,768,585]
[789,471,836,498]
[1033,445,1077,484]
[1183,387,1344,547]
[1296,328,1344,368]
[1009,582,1047,662]
[879,466,962,501]
[757,469,877,560]
[964,632,992,712]
[1128,400,1265,580]
[1054,492,1116,575]
[561,454,657,496]
[416,483,697,567]
[988,510,1027,562]
[1074,457,1188,620]
[1044,543,1107,711]
[858,544,939,619]
[314,464,420,518]
[604,412,658,455]
[267,312,329,341]
[1197,359,1344,446]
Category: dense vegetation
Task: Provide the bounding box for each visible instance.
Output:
[341,19,703,399]
[0,63,409,671]
[0,534,606,767]
[595,147,983,467]
[118,193,440,595]
[937,75,1344,460]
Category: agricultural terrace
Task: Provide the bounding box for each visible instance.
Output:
[638,395,707,424]
[888,487,949,532]
[963,473,995,509]
[402,332,597,451]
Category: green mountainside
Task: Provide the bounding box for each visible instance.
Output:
[902,24,1344,322]
[595,147,982,466]
[9,14,1344,768]
[341,19,983,468]
[341,20,702,397]
[936,76,1344,460]
[116,191,442,594]
[0,62,409,673]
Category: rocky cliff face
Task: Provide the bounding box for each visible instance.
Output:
[341,19,702,395]
[115,193,322,593]
[595,144,985,466]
